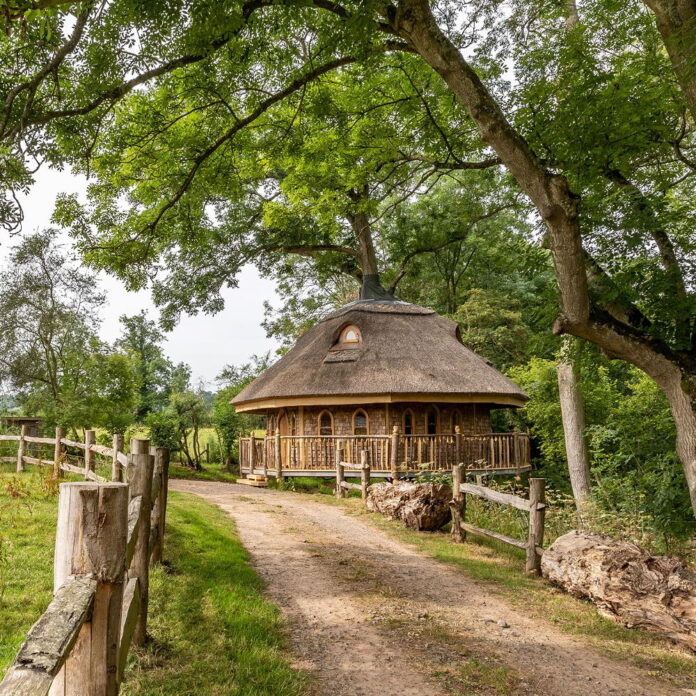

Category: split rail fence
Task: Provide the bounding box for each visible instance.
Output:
[0,435,170,696]
[449,463,546,573]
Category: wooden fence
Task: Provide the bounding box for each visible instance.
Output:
[0,436,170,696]
[449,463,546,573]
[335,449,371,502]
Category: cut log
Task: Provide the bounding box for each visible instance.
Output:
[541,530,696,651]
[366,481,452,531]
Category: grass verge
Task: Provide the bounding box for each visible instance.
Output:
[0,468,309,696]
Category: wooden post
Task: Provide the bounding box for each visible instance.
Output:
[261,436,268,478]
[335,445,345,499]
[150,447,169,565]
[389,425,400,482]
[526,478,546,574]
[275,432,283,480]
[111,434,124,482]
[360,449,370,503]
[450,463,465,543]
[53,426,65,479]
[16,424,27,472]
[249,436,257,476]
[84,430,96,478]
[49,481,128,696]
[129,439,154,646]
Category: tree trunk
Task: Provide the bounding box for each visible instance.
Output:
[347,188,396,300]
[392,0,696,519]
[557,336,592,504]
[542,530,696,650]
[643,0,696,123]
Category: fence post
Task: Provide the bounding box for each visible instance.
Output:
[450,463,465,543]
[16,424,27,472]
[455,425,462,465]
[335,445,345,499]
[129,439,154,646]
[150,447,170,565]
[84,430,95,478]
[389,425,400,482]
[275,431,283,480]
[526,478,546,574]
[49,481,128,696]
[111,434,124,482]
[53,426,65,479]
[360,449,370,503]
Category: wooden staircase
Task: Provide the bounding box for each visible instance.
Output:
[236,473,269,488]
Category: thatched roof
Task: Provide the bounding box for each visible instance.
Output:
[233,300,528,411]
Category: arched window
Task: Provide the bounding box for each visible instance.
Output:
[268,414,276,434]
[353,409,369,435]
[338,325,362,345]
[318,410,334,436]
[402,409,415,436]
[450,409,462,433]
[426,406,439,435]
[289,412,297,436]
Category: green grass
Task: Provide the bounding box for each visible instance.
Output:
[0,467,57,671]
[0,467,309,696]
[122,492,309,695]
[169,461,239,483]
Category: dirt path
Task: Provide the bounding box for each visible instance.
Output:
[171,480,690,696]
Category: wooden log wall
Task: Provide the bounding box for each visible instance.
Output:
[0,437,171,696]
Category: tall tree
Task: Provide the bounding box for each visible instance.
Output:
[117,311,174,421]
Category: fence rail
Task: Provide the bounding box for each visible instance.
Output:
[0,437,170,696]
[450,463,546,573]
[240,428,531,478]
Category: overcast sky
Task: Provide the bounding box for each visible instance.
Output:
[4,167,281,388]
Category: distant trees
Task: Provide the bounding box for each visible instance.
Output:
[0,230,138,434]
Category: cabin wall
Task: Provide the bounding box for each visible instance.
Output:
[266,403,492,436]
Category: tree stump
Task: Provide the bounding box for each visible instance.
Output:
[366,481,452,531]
[541,530,696,651]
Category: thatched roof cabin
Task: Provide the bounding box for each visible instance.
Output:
[234,299,530,476]
[233,299,527,412]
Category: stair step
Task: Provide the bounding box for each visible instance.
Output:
[236,478,269,488]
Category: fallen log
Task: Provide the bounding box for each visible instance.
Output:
[366,481,451,531]
[541,530,696,651]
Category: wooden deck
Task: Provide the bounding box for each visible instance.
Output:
[239,432,531,477]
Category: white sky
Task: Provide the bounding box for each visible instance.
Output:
[4,167,281,388]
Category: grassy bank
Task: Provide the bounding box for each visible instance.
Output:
[122,492,308,695]
[0,467,309,696]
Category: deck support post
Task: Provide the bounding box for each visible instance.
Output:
[526,478,546,574]
[450,463,465,543]
[389,426,400,482]
[360,450,370,503]
[336,445,345,499]
[261,436,268,478]
[249,434,257,476]
[275,432,283,480]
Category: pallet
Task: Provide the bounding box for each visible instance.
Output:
[247,474,268,481]
[236,478,268,488]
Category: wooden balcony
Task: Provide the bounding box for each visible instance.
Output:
[239,432,531,477]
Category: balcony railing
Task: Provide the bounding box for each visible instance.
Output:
[239,432,531,476]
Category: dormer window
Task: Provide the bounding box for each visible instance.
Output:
[339,325,362,345]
